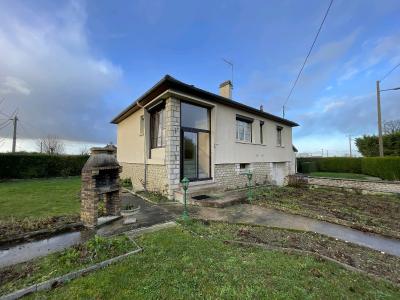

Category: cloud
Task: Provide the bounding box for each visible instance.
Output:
[0,76,31,95]
[322,101,345,112]
[338,33,400,83]
[0,1,122,143]
[295,90,399,138]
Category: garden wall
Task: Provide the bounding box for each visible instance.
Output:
[308,177,400,194]
[298,156,400,181]
[0,153,89,179]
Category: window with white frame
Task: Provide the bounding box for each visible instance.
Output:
[276,126,283,146]
[236,119,252,142]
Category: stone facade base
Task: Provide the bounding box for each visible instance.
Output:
[120,162,168,194]
[214,162,292,190]
[121,161,294,196]
[308,177,400,194]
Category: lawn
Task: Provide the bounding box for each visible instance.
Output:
[308,172,377,180]
[0,177,81,218]
[1,235,136,296]
[28,225,400,299]
[254,186,400,239]
[0,177,81,242]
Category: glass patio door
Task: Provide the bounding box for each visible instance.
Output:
[182,130,210,180]
[183,131,197,179]
[181,102,211,181]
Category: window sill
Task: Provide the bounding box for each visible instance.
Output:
[235,140,266,146]
[276,145,285,148]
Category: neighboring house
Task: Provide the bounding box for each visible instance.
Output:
[112,75,299,200]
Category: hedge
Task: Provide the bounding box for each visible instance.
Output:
[0,153,89,179]
[301,162,317,173]
[298,156,400,181]
[361,157,400,181]
[317,157,362,174]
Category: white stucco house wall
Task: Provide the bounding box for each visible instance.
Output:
[112,75,299,199]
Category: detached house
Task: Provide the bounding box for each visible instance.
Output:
[111,75,298,200]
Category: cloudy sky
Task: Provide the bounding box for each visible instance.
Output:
[0,0,399,155]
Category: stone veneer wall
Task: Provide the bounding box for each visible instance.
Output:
[120,162,168,194]
[308,177,400,194]
[214,162,276,190]
[165,97,181,199]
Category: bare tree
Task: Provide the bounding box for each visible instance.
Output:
[79,146,90,155]
[383,119,400,134]
[37,135,65,155]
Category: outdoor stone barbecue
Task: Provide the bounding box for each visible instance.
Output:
[81,145,122,228]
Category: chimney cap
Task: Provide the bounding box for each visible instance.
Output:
[219,80,233,88]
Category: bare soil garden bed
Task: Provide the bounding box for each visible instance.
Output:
[184,220,400,284]
[0,215,81,245]
[253,186,400,239]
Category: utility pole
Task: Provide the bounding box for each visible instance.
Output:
[11,115,18,153]
[376,81,384,157]
[348,135,352,157]
[282,105,285,118]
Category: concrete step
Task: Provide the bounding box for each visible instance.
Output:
[174,182,223,203]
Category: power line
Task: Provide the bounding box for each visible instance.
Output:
[380,62,400,82]
[0,120,12,130]
[283,0,334,116]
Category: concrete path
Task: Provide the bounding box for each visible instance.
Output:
[190,204,400,257]
[97,192,175,236]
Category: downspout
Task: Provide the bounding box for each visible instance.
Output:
[137,101,147,191]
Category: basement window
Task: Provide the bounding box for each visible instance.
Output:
[240,163,249,170]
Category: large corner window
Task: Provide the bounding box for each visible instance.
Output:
[276,126,283,146]
[236,115,253,143]
[181,102,211,180]
[150,104,165,148]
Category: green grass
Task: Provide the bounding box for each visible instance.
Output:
[0,177,81,219]
[308,172,375,180]
[30,226,400,299]
[1,235,136,296]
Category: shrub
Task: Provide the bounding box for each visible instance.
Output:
[286,174,308,187]
[301,162,317,173]
[120,178,132,189]
[0,153,89,179]
[362,157,400,181]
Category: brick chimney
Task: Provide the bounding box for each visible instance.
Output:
[219,80,233,99]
